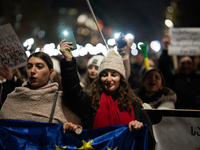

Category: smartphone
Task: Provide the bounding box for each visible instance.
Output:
[61,30,77,50]
[115,32,127,48]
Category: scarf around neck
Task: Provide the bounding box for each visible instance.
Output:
[92,92,135,129]
[0,81,68,123]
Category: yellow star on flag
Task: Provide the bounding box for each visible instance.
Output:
[194,147,200,150]
[107,147,118,150]
[55,145,67,150]
[78,139,95,150]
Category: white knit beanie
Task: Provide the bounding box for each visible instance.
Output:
[87,55,105,67]
[98,50,126,78]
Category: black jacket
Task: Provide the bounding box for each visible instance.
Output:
[0,77,23,109]
[158,50,200,109]
[61,58,155,149]
[61,58,147,128]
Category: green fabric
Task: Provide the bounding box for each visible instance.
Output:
[140,44,148,58]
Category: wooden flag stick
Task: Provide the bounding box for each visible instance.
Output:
[86,0,109,50]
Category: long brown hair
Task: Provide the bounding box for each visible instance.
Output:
[90,75,143,112]
[82,71,93,93]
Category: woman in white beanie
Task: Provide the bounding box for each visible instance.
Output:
[60,41,156,149]
[81,55,104,93]
[60,41,149,130]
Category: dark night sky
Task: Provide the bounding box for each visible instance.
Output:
[0,0,200,48]
[54,0,166,43]
[88,0,166,41]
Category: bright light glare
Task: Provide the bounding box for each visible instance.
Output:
[35,47,40,52]
[137,42,144,50]
[79,47,87,56]
[23,38,34,48]
[125,34,134,40]
[27,45,32,51]
[56,44,62,55]
[131,49,138,56]
[77,14,87,24]
[25,51,31,57]
[114,33,121,39]
[150,40,161,52]
[43,43,58,56]
[165,19,174,28]
[76,44,83,51]
[114,46,118,51]
[71,49,79,57]
[89,47,99,55]
[111,46,119,55]
[63,31,68,36]
[85,43,98,55]
[71,44,82,57]
[107,38,116,46]
[96,43,107,57]
[85,43,93,49]
[131,43,137,49]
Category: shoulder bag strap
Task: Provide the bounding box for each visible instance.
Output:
[49,91,59,123]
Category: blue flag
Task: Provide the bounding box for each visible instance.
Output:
[0,119,148,150]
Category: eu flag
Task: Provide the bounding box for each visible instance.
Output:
[0,119,148,150]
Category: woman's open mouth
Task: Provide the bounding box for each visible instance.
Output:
[30,77,37,81]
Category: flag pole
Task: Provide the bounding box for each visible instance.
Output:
[86,0,109,50]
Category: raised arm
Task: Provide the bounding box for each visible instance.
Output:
[0,65,23,89]
[59,40,93,128]
[158,35,174,84]
[116,34,132,80]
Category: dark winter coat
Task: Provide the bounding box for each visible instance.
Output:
[159,50,200,109]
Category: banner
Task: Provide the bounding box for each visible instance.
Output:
[0,119,148,150]
[0,23,27,70]
[145,109,200,150]
[168,28,200,56]
[153,117,200,150]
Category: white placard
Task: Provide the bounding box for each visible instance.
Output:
[0,23,27,70]
[168,28,200,56]
[153,117,200,150]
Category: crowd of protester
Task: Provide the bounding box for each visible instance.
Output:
[1,32,200,149]
[2,34,200,111]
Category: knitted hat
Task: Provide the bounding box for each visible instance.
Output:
[87,55,105,67]
[98,50,126,78]
[142,68,165,86]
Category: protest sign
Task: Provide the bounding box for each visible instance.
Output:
[0,23,27,70]
[145,109,200,150]
[168,28,200,56]
[153,117,200,150]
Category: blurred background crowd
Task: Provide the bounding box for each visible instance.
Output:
[1,0,200,110]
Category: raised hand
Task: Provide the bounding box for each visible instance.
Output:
[59,40,73,61]
[0,65,13,81]
[163,34,171,50]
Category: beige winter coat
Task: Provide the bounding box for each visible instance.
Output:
[0,81,82,133]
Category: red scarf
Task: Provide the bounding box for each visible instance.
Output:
[92,92,135,129]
